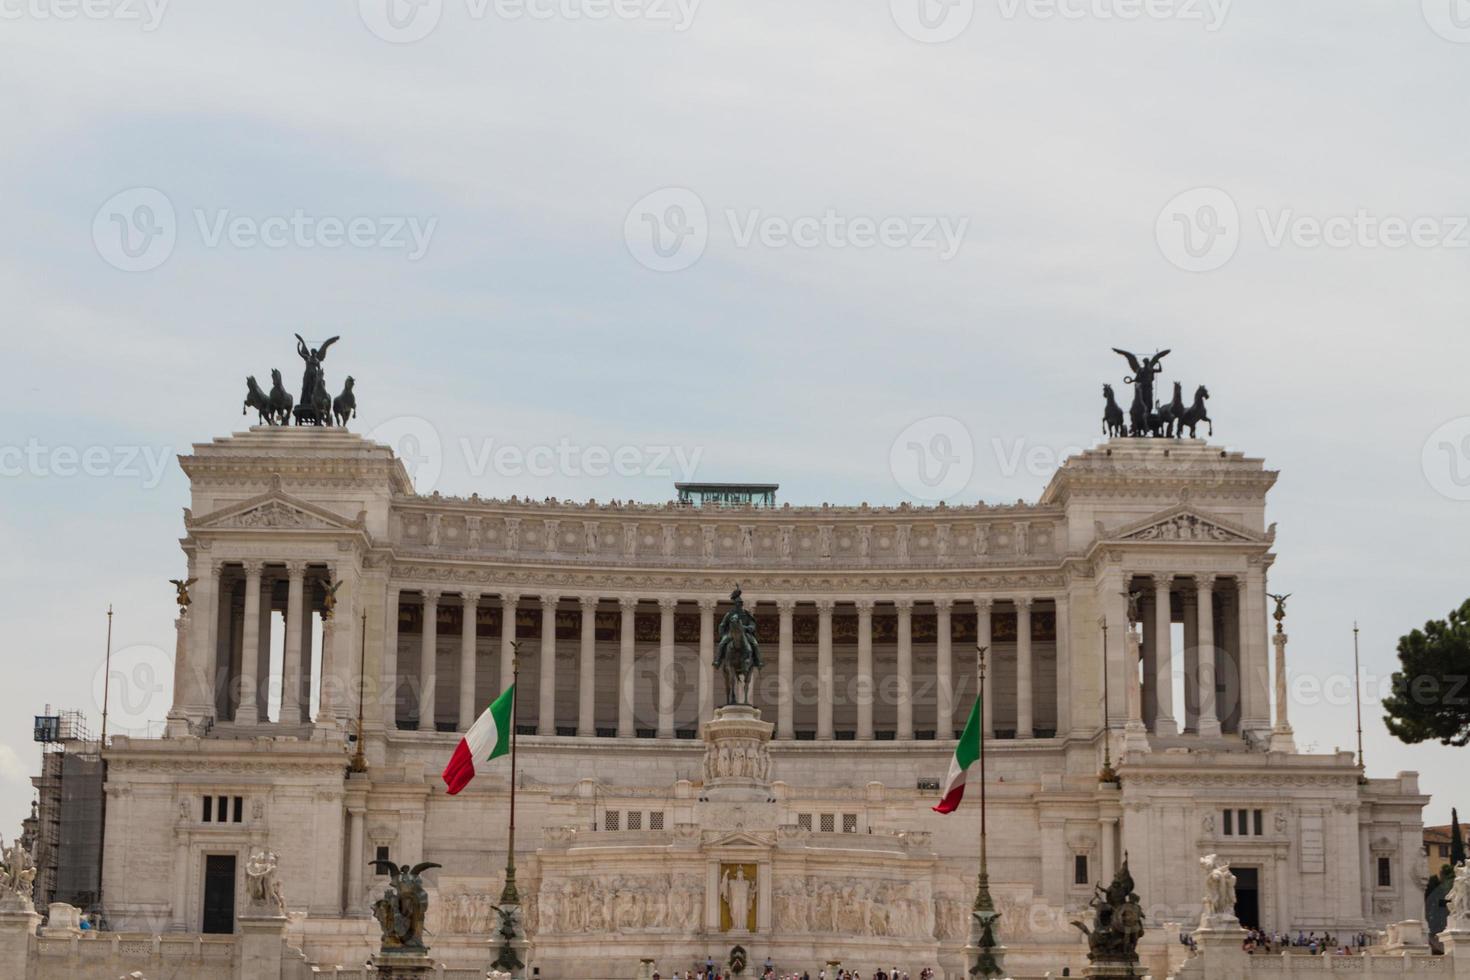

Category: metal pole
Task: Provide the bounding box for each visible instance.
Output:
[350,609,368,773]
[1099,618,1117,783]
[100,605,114,747]
[500,641,521,906]
[1353,623,1366,780]
[975,643,991,913]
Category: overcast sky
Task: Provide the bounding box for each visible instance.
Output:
[2,1,1468,843]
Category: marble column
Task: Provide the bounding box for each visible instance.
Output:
[499,593,520,695]
[776,600,795,739]
[236,562,264,725]
[935,598,953,738]
[578,597,598,737]
[381,587,400,729]
[698,599,715,733]
[256,578,271,721]
[206,562,225,719]
[280,561,307,725]
[418,590,440,731]
[1152,575,1178,735]
[1182,592,1199,731]
[538,596,558,736]
[1242,565,1273,736]
[187,555,220,720]
[1016,597,1034,738]
[618,597,636,738]
[816,599,834,740]
[855,599,875,741]
[895,599,914,740]
[346,805,365,912]
[657,598,677,738]
[1099,817,1117,880]
[976,598,994,737]
[1055,594,1073,737]
[1196,575,1221,737]
[458,592,480,731]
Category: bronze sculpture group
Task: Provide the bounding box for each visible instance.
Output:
[1072,857,1146,969]
[370,860,441,955]
[1102,348,1212,439]
[242,335,357,427]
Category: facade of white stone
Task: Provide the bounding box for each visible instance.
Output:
[98,428,1428,979]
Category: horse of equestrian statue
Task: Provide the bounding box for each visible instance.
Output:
[714,586,762,706]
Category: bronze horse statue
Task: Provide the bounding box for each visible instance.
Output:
[1180,385,1212,437]
[714,587,761,705]
[1102,384,1125,437]
[243,376,273,425]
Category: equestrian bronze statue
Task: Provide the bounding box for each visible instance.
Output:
[714,586,763,706]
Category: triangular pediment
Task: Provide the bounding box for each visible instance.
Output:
[186,484,363,533]
[1105,505,1262,545]
[706,830,774,849]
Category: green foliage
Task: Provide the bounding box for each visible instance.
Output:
[1453,808,1467,868]
[1382,599,1470,746]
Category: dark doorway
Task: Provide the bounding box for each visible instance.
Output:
[1234,866,1260,929]
[202,855,236,934]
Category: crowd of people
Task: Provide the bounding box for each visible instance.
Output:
[1177,928,1375,955]
[658,964,936,980]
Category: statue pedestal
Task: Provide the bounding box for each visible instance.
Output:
[0,903,39,980]
[237,913,288,980]
[372,951,436,978]
[1440,926,1470,961]
[488,902,531,980]
[701,704,774,803]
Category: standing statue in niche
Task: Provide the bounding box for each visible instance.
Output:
[721,867,753,933]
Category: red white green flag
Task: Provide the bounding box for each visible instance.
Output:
[933,695,982,813]
[442,684,514,795]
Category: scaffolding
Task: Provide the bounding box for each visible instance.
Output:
[32,707,104,914]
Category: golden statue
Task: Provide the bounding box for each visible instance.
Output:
[169,578,198,611]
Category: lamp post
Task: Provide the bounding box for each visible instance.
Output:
[970,643,1004,978]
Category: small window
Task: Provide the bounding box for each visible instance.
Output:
[1238,809,1248,835]
[375,846,390,871]
[1074,855,1089,885]
[796,814,812,831]
[1378,857,1392,888]
[1222,810,1233,835]
[1253,810,1263,836]
[649,811,665,831]
[233,797,244,824]
[627,811,642,831]
[202,796,212,822]
[820,814,835,833]
[218,795,229,823]
[604,810,620,831]
[842,814,858,834]
[1442,845,1451,858]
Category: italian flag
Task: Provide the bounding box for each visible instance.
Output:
[441,684,514,795]
[933,695,982,814]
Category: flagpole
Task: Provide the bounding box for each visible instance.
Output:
[975,643,992,915]
[1353,623,1366,783]
[500,641,521,906]
[1098,617,1118,785]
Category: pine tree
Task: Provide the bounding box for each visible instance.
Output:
[1383,600,1470,745]
[1453,808,1467,868]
